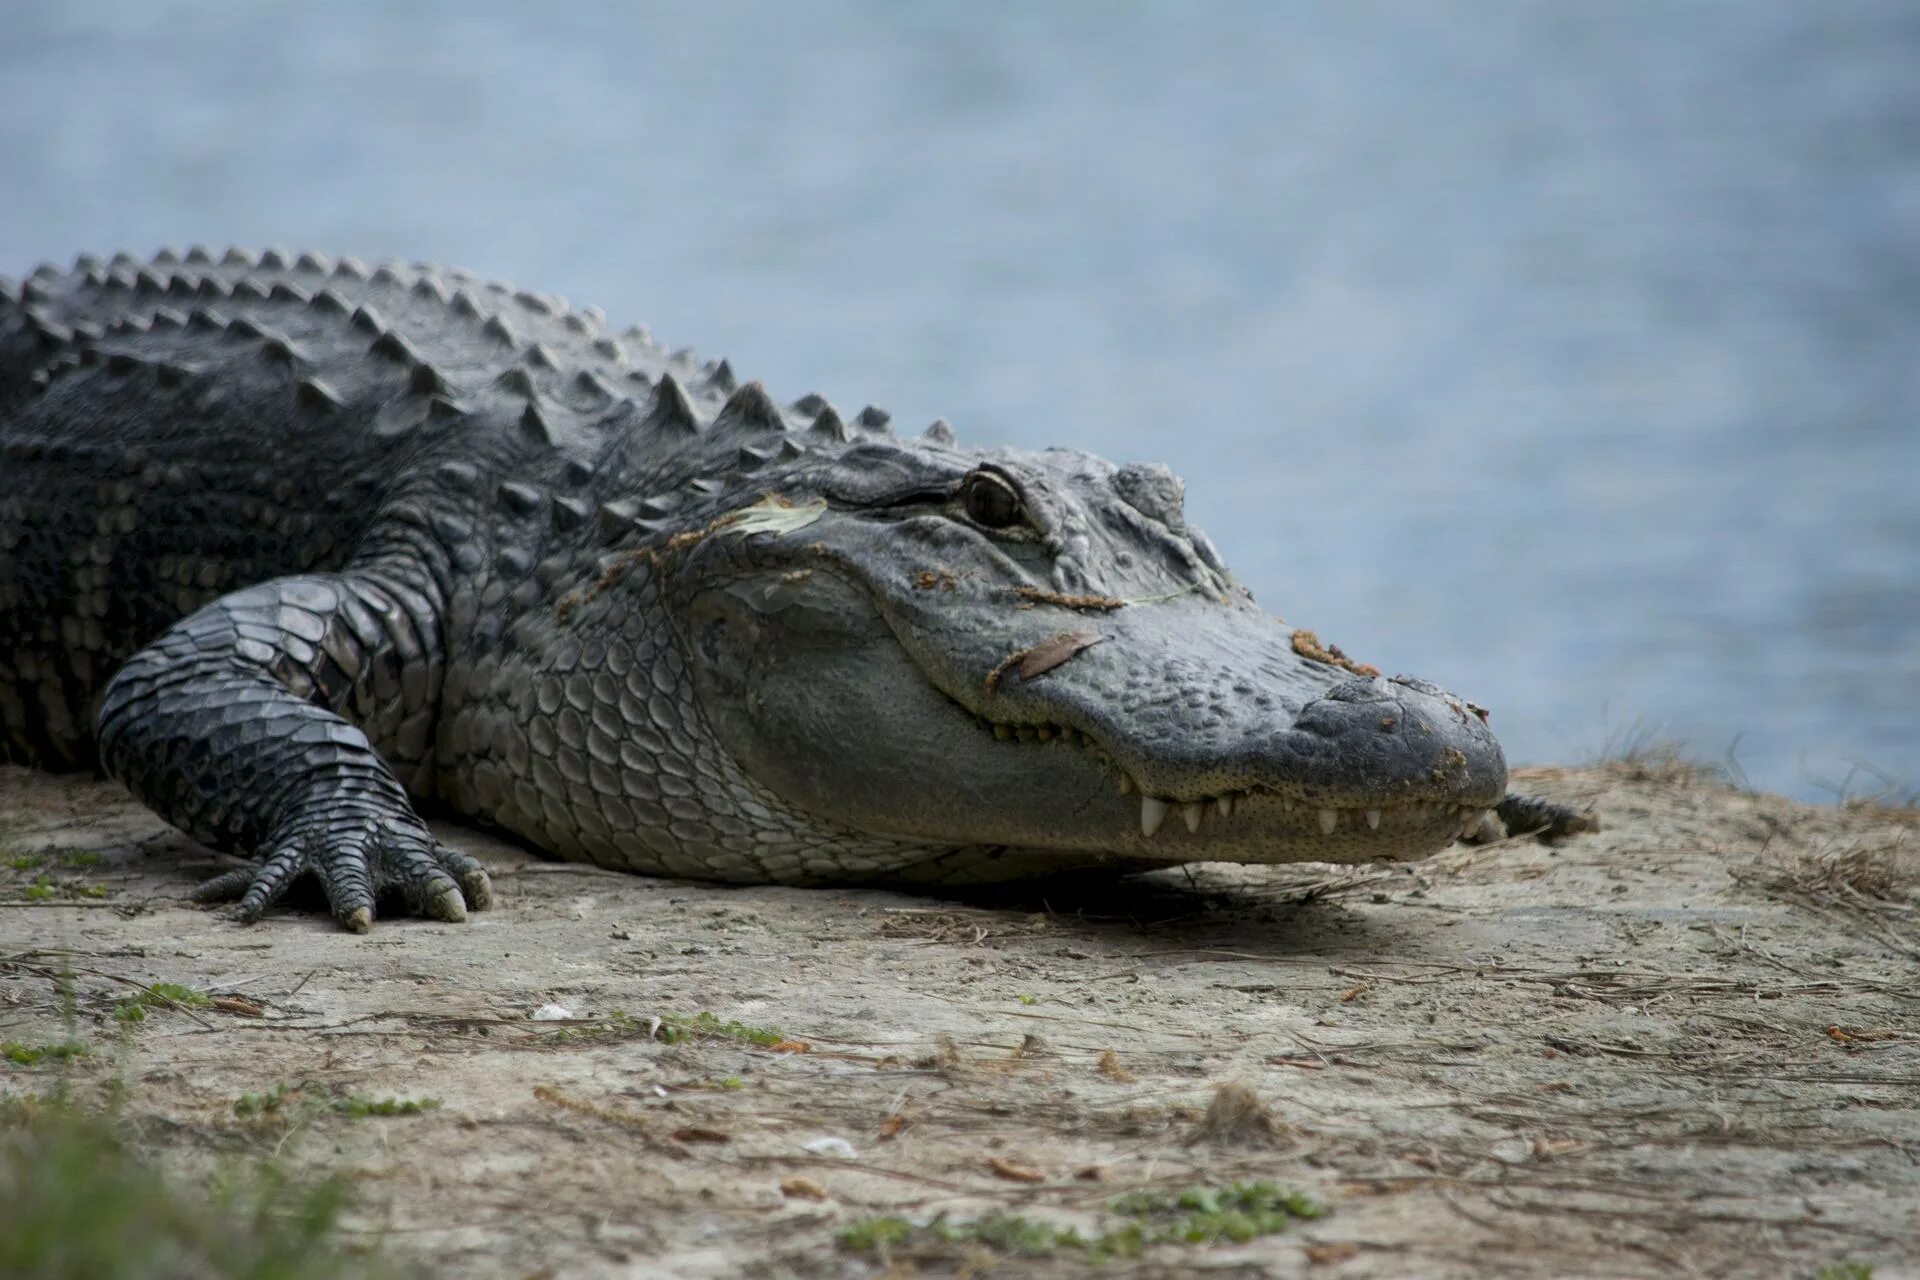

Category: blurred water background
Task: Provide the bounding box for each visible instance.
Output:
[3,1,1915,803]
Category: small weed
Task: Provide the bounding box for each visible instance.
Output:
[115,982,213,1023]
[235,1085,440,1121]
[234,1084,300,1119]
[2,1041,91,1068]
[659,1010,786,1047]
[1111,1181,1324,1243]
[837,1181,1321,1262]
[539,1009,641,1043]
[684,1076,745,1091]
[336,1096,441,1118]
[11,861,108,899]
[1016,993,1038,1006]
[1815,1264,1874,1280]
[0,1102,399,1279]
[835,1217,914,1251]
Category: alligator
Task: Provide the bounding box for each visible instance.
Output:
[0,248,1589,932]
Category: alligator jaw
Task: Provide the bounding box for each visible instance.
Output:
[958,705,1501,864]
[961,709,1500,829]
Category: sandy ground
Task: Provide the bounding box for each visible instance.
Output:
[2,760,1916,1279]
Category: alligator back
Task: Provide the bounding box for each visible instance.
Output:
[0,249,713,768]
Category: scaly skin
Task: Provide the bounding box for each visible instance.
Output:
[0,247,1572,932]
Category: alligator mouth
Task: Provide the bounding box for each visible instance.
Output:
[961,710,1495,845]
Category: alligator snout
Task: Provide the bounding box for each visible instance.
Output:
[1286,674,1507,807]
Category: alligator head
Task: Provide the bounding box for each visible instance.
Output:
[630,421,1506,876]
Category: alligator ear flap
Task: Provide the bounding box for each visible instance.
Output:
[714,381,785,435]
[643,372,701,437]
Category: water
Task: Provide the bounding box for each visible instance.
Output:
[3,1,1915,802]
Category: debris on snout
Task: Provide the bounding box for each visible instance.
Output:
[1009,585,1128,611]
[1190,1081,1289,1146]
[1290,628,1381,678]
[530,1003,576,1021]
[802,1136,858,1159]
[985,631,1107,692]
[914,569,958,592]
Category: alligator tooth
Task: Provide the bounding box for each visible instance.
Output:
[993,724,1011,742]
[1034,725,1055,742]
[1140,797,1169,838]
[1116,774,1135,795]
[1317,809,1339,835]
[1181,802,1203,833]
[1279,795,1294,812]
[1215,794,1234,818]
[1365,809,1382,831]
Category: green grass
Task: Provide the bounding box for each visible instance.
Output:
[235,1084,442,1122]
[835,1217,915,1251]
[2,1040,91,1067]
[659,1010,786,1047]
[115,982,213,1023]
[836,1181,1323,1262]
[334,1096,440,1119]
[0,1104,402,1280]
[6,848,109,898]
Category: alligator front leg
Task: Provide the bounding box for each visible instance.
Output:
[96,572,492,932]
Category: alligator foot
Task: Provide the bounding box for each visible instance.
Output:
[1461,792,1601,844]
[190,816,493,932]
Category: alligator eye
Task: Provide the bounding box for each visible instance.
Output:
[960,470,1024,530]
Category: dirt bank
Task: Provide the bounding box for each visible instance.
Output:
[2,761,1916,1278]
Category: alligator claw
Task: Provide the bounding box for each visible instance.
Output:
[191,820,492,932]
